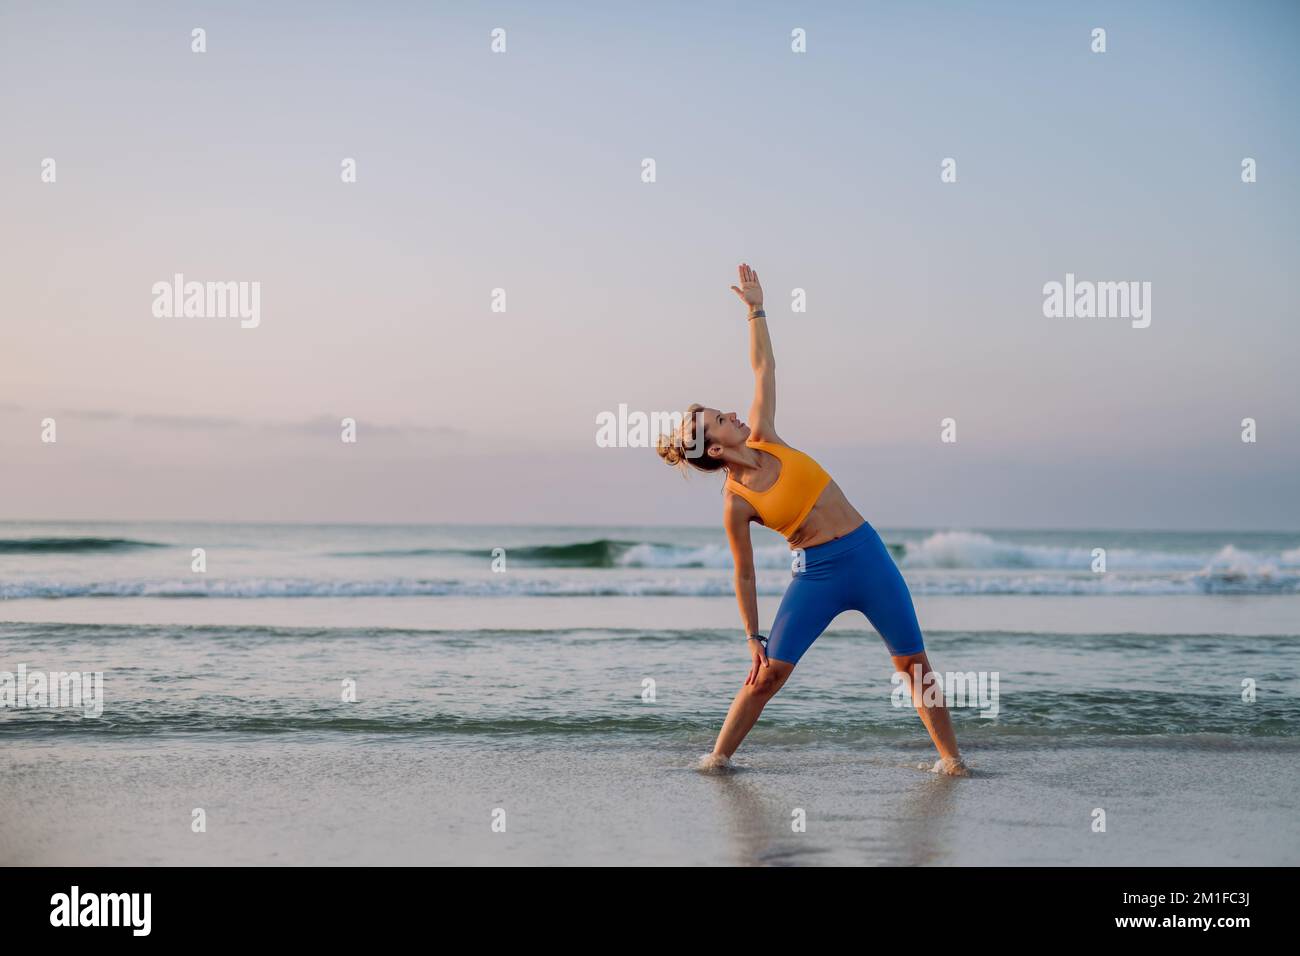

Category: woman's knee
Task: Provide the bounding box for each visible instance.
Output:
[749,660,794,698]
[891,651,950,710]
[890,649,929,674]
[890,651,931,699]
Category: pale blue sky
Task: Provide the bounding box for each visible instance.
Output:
[2,1,1297,528]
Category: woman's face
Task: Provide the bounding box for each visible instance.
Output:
[698,407,750,459]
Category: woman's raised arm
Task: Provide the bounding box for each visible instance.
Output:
[730,263,776,442]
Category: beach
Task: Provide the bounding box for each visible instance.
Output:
[2,521,1298,865]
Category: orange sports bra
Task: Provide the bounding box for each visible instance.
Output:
[726,439,832,538]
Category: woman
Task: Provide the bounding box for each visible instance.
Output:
[657,264,969,776]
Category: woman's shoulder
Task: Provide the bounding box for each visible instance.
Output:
[723,485,760,521]
[746,428,786,448]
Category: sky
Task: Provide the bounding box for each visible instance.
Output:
[2,0,1297,529]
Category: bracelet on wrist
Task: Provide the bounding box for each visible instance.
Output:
[747,308,766,320]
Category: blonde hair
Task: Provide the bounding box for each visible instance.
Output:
[656,403,727,474]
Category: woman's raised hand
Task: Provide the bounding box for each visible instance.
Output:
[730,263,764,311]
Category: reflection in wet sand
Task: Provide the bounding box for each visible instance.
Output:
[699,752,972,866]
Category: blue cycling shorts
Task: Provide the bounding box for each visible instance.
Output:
[765,521,926,664]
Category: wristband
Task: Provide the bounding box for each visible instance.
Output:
[747,633,768,647]
[747,308,766,320]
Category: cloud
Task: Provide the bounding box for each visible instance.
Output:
[1,404,463,438]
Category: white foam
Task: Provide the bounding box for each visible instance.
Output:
[696,752,736,773]
[615,542,790,569]
[898,530,1206,571]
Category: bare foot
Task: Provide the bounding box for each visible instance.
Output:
[697,752,735,773]
[930,755,972,777]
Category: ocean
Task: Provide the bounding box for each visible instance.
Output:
[2,521,1298,865]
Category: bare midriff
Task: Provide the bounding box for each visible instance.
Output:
[783,480,867,551]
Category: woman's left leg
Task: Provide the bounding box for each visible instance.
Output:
[890,650,967,774]
[849,525,969,775]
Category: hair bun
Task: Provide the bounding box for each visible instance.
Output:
[656,432,684,467]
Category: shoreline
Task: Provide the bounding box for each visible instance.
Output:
[4,593,1300,635]
[2,736,1293,866]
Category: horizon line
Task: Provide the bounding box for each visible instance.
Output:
[0,518,1297,536]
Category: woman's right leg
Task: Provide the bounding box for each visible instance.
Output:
[710,658,795,759]
[710,573,842,759]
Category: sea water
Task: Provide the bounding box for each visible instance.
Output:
[2,521,1298,865]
